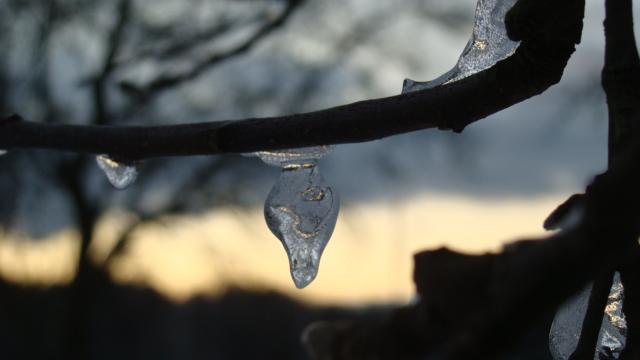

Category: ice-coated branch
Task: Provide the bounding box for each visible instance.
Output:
[0,0,585,161]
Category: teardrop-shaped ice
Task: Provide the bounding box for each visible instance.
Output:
[96,154,138,190]
[264,160,339,288]
[255,146,332,167]
[549,273,627,359]
[549,283,593,360]
[403,0,520,93]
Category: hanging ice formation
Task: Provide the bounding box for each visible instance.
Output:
[255,146,339,289]
[549,272,628,359]
[402,0,520,93]
[96,154,139,190]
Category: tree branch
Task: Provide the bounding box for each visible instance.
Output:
[569,0,640,357]
[119,0,306,98]
[601,0,640,358]
[305,139,640,360]
[92,0,131,126]
[0,0,585,161]
[301,1,640,358]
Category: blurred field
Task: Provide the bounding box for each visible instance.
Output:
[0,193,563,305]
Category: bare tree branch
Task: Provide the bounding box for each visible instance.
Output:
[119,0,306,98]
[103,156,233,266]
[0,0,584,162]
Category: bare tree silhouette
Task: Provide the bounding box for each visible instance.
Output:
[1,0,639,359]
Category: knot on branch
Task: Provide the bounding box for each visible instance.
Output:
[585,188,638,235]
[602,68,640,107]
[506,0,585,47]
[544,193,585,231]
[580,157,640,258]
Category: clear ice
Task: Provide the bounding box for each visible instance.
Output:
[96,154,138,190]
[258,147,339,289]
[549,273,627,359]
[596,273,627,359]
[254,146,332,167]
[549,283,593,360]
[402,0,520,93]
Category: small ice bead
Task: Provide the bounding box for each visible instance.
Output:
[96,155,138,190]
[255,146,332,167]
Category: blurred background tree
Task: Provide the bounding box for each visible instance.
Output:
[0,0,631,359]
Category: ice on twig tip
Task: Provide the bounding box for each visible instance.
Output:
[257,146,339,288]
[549,273,627,359]
[254,146,332,167]
[96,155,138,190]
[403,0,520,93]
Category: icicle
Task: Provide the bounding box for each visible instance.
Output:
[549,283,593,360]
[258,146,339,288]
[403,0,520,93]
[96,154,138,190]
[549,273,627,360]
[596,273,627,359]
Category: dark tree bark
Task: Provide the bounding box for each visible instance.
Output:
[0,0,584,161]
[570,0,640,358]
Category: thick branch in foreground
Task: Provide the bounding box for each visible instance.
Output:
[304,140,640,360]
[0,0,584,161]
[601,0,640,358]
[547,0,640,357]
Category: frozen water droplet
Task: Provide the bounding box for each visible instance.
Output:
[264,160,339,289]
[403,0,520,93]
[255,146,332,167]
[549,273,627,359]
[257,147,339,288]
[96,155,138,190]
